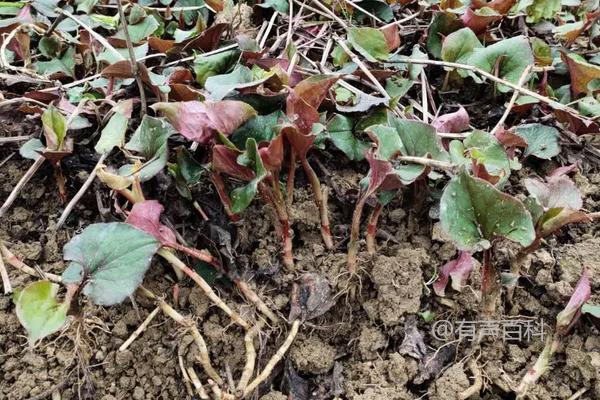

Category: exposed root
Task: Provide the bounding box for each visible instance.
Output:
[459,359,483,399]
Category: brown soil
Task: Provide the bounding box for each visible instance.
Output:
[1,122,599,400]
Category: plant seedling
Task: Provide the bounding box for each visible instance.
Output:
[285,74,339,250]
[516,269,591,395]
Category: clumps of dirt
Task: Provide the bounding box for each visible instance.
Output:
[357,326,387,361]
[362,249,428,325]
[343,352,417,399]
[214,3,254,34]
[430,363,470,400]
[290,335,337,375]
[556,237,600,286]
[259,391,287,400]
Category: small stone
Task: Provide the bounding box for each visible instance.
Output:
[133,386,145,400]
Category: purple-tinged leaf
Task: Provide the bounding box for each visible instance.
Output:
[152,100,257,144]
[549,163,578,178]
[432,106,470,133]
[126,200,177,246]
[433,251,475,296]
[524,175,582,211]
[258,133,284,172]
[556,268,591,335]
[212,145,254,181]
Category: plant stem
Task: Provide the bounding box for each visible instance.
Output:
[119,306,161,351]
[516,336,560,395]
[286,150,296,208]
[157,248,251,330]
[116,0,147,116]
[210,171,240,222]
[366,202,383,255]
[258,182,294,269]
[480,249,497,316]
[299,156,334,250]
[0,157,45,219]
[236,321,263,393]
[347,192,368,273]
[0,249,12,294]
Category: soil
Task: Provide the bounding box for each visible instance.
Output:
[1,116,599,400]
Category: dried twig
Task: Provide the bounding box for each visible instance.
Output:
[491,65,532,135]
[116,0,147,116]
[0,241,62,283]
[0,249,11,294]
[0,157,45,219]
[119,306,161,351]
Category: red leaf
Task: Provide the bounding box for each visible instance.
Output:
[364,149,395,197]
[556,268,591,335]
[433,251,475,296]
[549,163,578,178]
[148,37,176,53]
[286,75,337,134]
[561,51,600,97]
[432,106,470,133]
[281,124,316,158]
[259,133,284,172]
[126,200,177,246]
[381,24,401,51]
[212,145,254,180]
[461,8,501,34]
[151,100,256,144]
[183,23,228,52]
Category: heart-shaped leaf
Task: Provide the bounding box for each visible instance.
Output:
[61,222,160,306]
[19,138,44,161]
[513,123,560,159]
[121,115,174,181]
[463,130,511,182]
[15,280,69,346]
[431,106,470,133]
[441,28,482,64]
[347,27,389,62]
[94,101,132,154]
[560,52,600,97]
[440,171,535,251]
[152,100,256,144]
[327,114,370,161]
[466,36,534,93]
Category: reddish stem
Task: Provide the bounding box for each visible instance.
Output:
[481,249,497,316]
[210,171,240,222]
[170,243,219,267]
[286,150,296,208]
[366,202,383,255]
[258,181,294,269]
[299,156,333,250]
[347,193,368,273]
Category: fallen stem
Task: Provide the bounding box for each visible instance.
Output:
[157,248,251,330]
[56,153,108,229]
[139,285,223,384]
[242,319,301,397]
[236,321,263,393]
[0,248,12,294]
[491,65,532,136]
[119,306,161,351]
[0,241,62,283]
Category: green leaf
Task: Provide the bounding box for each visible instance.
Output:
[347,27,389,62]
[205,65,262,100]
[513,123,560,159]
[230,111,283,149]
[193,49,240,86]
[121,116,174,181]
[76,0,98,13]
[41,105,67,151]
[15,281,69,345]
[440,172,535,251]
[441,27,482,64]
[95,110,129,154]
[97,43,148,65]
[408,45,428,80]
[582,303,600,318]
[19,138,44,161]
[463,130,511,182]
[114,15,160,43]
[38,36,61,58]
[427,12,463,59]
[34,47,76,78]
[230,138,267,213]
[466,36,534,93]
[177,147,203,183]
[327,114,370,161]
[516,0,561,23]
[355,0,393,22]
[61,222,160,306]
[366,124,403,160]
[257,0,289,14]
[388,117,449,161]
